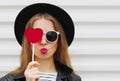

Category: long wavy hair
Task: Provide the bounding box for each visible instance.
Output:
[10,13,72,74]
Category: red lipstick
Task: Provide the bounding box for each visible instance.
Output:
[40,48,48,54]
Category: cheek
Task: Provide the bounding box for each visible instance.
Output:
[50,42,58,52]
[33,43,40,52]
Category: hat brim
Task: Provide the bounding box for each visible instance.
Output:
[14,3,74,46]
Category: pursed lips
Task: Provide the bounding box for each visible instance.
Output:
[39,48,48,54]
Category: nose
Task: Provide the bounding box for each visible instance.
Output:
[40,34,47,45]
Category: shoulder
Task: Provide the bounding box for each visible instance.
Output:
[69,73,82,81]
[0,74,14,81]
[0,73,25,81]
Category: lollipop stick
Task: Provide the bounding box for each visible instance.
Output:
[32,44,34,61]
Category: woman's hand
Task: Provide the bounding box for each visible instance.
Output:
[24,61,40,81]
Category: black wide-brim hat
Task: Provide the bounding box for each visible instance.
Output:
[14,3,74,46]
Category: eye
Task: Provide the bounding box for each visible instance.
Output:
[46,31,58,42]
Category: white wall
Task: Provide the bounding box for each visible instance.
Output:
[0,0,120,81]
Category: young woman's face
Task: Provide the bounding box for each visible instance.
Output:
[32,18,58,60]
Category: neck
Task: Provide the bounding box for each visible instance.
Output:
[35,56,57,73]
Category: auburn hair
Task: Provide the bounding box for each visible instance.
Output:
[10,13,72,74]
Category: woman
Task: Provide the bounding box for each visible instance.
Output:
[0,3,81,81]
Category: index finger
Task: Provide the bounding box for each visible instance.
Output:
[26,61,40,70]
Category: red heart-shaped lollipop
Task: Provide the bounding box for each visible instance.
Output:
[24,27,43,43]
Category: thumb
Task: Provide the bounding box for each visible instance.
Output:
[26,61,40,70]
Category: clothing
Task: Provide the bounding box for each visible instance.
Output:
[40,72,57,81]
[0,61,81,81]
